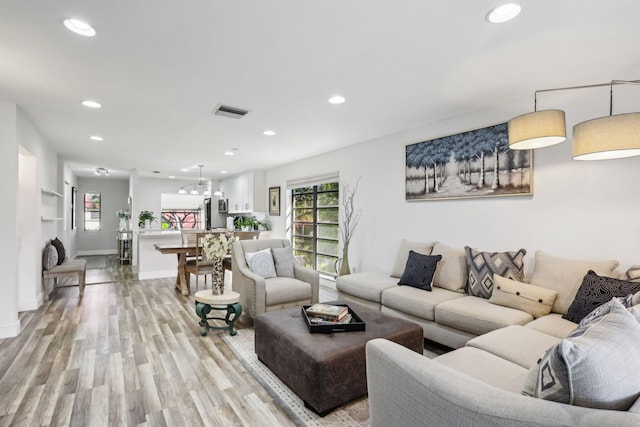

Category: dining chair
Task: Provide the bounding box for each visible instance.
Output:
[184,231,218,291]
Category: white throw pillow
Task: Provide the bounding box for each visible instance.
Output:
[489,274,558,318]
[245,248,277,279]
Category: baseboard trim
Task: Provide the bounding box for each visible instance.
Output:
[77,250,118,256]
[0,319,21,338]
[138,270,176,280]
[18,297,41,312]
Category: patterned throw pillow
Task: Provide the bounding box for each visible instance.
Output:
[464,247,526,299]
[42,244,58,271]
[578,294,634,327]
[530,299,640,410]
[397,251,442,291]
[563,270,640,323]
[244,248,276,279]
[625,265,640,282]
[51,237,66,265]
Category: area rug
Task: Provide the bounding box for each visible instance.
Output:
[220,329,370,427]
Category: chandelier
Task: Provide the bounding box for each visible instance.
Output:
[177,165,211,196]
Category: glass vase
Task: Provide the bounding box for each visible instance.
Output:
[211,256,224,295]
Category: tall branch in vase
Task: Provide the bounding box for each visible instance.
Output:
[339,178,361,276]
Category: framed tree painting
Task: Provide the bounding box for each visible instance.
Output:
[405,123,532,201]
[269,186,281,216]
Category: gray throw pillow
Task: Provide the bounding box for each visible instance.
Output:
[564,270,640,324]
[391,239,434,278]
[398,251,442,291]
[244,248,276,279]
[531,299,640,410]
[271,247,295,278]
[42,244,58,271]
[465,246,526,299]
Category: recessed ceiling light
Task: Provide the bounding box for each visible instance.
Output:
[225,151,235,156]
[63,18,96,37]
[486,3,521,23]
[328,95,346,104]
[220,170,228,174]
[90,135,103,141]
[82,100,101,109]
[169,175,176,179]
[263,130,276,136]
[180,168,189,172]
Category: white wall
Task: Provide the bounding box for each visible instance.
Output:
[266,87,640,277]
[0,101,20,338]
[16,108,59,312]
[76,177,129,255]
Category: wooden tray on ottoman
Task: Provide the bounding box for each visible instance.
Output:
[302,304,365,333]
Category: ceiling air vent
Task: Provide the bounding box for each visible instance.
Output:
[213,104,249,119]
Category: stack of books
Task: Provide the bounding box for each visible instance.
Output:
[305,303,352,325]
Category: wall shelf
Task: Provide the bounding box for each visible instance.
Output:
[41,189,63,198]
[41,217,63,221]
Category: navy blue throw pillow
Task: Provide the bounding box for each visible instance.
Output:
[51,237,66,265]
[398,251,442,291]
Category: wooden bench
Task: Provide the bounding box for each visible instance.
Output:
[42,258,87,301]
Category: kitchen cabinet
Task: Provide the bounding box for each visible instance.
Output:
[221,170,266,214]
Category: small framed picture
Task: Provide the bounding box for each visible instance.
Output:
[269,186,281,216]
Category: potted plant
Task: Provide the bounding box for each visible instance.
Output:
[116,209,131,230]
[138,210,157,229]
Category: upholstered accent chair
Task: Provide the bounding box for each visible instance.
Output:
[231,239,319,318]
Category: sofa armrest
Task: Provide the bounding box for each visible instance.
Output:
[294,264,320,303]
[366,339,640,427]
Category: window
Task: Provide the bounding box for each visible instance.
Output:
[161,210,201,230]
[291,182,339,277]
[84,192,101,231]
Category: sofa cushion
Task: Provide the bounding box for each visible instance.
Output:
[265,277,311,305]
[46,258,86,273]
[489,275,558,318]
[634,291,640,306]
[336,271,398,303]
[466,325,561,369]
[524,313,577,339]
[398,252,441,291]
[435,296,533,336]
[382,286,465,322]
[51,237,66,265]
[527,299,640,410]
[271,247,295,278]
[563,270,640,323]
[464,246,526,299]
[245,248,277,279]
[529,251,619,315]
[391,239,434,278]
[431,243,467,293]
[42,244,58,271]
[434,347,528,394]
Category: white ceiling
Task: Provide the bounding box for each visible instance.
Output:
[1,1,639,181]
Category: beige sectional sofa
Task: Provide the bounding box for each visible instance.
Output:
[339,240,640,425]
[336,240,618,348]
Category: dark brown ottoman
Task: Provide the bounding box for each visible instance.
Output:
[254,300,423,415]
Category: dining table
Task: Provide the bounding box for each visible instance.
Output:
[154,243,232,295]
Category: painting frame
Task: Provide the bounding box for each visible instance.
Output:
[269,186,281,216]
[405,122,533,201]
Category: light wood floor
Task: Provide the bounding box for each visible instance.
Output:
[0,276,321,426]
